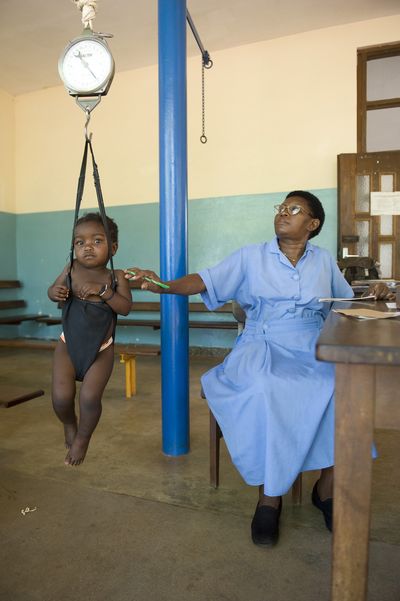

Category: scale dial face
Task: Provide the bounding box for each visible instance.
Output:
[59,36,114,95]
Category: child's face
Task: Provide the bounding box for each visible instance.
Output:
[73,221,117,268]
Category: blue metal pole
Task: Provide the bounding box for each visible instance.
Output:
[158,0,189,455]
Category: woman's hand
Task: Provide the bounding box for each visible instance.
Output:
[363,282,396,301]
[124,268,205,296]
[48,285,69,302]
[124,267,166,293]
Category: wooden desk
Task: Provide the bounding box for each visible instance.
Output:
[316,302,400,601]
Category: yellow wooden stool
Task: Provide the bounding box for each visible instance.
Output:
[120,353,137,397]
[119,347,161,398]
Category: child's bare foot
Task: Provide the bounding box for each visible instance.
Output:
[64,433,90,466]
[64,421,78,449]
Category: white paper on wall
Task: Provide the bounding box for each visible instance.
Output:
[370,192,400,215]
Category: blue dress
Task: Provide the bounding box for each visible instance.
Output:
[198,236,353,496]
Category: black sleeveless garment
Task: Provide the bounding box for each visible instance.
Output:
[61,271,117,382]
[63,138,118,381]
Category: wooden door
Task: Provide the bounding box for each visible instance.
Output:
[338,151,400,279]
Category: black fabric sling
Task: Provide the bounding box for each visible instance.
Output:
[62,138,117,381]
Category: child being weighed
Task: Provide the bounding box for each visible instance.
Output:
[48,213,132,466]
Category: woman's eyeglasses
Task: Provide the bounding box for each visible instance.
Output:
[274,204,313,217]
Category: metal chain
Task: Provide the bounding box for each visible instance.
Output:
[200,59,207,144]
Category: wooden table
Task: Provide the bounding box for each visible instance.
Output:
[316,301,400,601]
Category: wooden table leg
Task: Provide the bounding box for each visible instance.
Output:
[332,364,375,601]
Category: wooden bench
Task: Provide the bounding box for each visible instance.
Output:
[0,385,44,408]
[37,301,237,330]
[0,280,47,324]
[36,302,236,397]
[118,302,237,330]
[0,337,160,400]
[0,282,47,406]
[5,298,236,398]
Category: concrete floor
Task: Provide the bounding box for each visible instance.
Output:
[0,347,399,601]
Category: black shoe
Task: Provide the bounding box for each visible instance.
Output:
[312,480,333,532]
[251,498,282,546]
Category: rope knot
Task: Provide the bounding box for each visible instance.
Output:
[73,0,97,30]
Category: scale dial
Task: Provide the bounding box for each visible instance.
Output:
[59,35,114,95]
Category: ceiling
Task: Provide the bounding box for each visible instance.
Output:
[1,0,400,96]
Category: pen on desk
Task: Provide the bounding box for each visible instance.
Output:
[126,270,170,290]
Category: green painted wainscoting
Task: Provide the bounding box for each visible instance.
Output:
[2,188,338,348]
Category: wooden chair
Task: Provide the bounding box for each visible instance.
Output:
[337,256,379,285]
[202,300,303,504]
[203,390,302,503]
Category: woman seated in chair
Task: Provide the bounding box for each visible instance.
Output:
[125,190,393,547]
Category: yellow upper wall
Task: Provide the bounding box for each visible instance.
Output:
[0,89,15,212]
[10,14,400,214]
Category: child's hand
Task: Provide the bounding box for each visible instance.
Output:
[77,282,105,300]
[50,285,69,302]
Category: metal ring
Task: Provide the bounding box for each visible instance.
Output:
[200,135,207,144]
[95,31,114,39]
[204,59,213,69]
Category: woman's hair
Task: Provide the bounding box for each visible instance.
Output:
[285,190,325,239]
[75,212,118,244]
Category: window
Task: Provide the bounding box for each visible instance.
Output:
[357,42,400,152]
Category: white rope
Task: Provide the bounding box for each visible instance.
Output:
[73,0,98,31]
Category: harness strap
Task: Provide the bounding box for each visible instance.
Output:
[69,138,116,287]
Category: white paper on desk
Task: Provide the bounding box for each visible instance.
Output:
[318,295,376,302]
[333,308,400,319]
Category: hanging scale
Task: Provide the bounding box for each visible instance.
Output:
[58,1,115,138]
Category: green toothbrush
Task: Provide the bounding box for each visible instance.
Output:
[126,270,170,290]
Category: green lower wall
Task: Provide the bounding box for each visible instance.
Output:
[0,212,18,338]
[0,212,17,278]
[1,188,338,347]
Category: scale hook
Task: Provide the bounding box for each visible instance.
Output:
[84,108,92,141]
